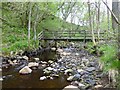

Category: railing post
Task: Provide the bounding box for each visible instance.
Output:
[83,30,86,43]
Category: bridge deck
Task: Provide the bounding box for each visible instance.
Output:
[38,30,106,41]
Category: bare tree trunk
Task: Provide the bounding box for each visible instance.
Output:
[88,1,96,46]
[118,1,120,39]
[33,5,39,45]
[28,3,32,47]
[106,0,110,39]
[96,1,100,42]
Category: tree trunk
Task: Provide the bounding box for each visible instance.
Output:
[112,1,120,60]
[106,0,110,39]
[88,1,96,46]
[112,1,119,32]
[28,3,32,48]
[97,1,100,42]
[33,6,39,45]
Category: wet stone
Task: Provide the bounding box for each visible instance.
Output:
[64,69,73,75]
[67,76,74,81]
[46,67,54,71]
[19,66,32,74]
[22,56,29,61]
[28,62,39,68]
[0,77,3,81]
[84,78,96,86]
[34,58,39,61]
[51,74,59,77]
[48,60,54,64]
[85,67,96,72]
[43,69,52,75]
[87,62,96,67]
[94,85,103,89]
[40,76,47,80]
[78,83,86,89]
[73,74,81,80]
[63,85,79,90]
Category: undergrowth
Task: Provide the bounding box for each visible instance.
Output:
[2,25,39,55]
[98,43,120,88]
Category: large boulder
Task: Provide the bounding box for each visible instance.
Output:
[63,85,79,90]
[19,66,32,74]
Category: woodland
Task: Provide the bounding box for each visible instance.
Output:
[0,0,120,90]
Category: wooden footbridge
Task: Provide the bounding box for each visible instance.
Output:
[38,30,105,42]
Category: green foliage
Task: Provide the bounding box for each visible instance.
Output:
[99,44,120,71]
[2,25,38,55]
[86,42,97,54]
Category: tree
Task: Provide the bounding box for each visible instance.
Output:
[88,1,96,46]
[111,1,120,60]
[28,3,32,48]
[33,4,39,44]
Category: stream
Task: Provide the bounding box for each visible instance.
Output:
[2,47,110,90]
[2,50,69,89]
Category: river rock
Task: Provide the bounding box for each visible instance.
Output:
[19,66,32,74]
[8,60,14,65]
[77,69,89,75]
[57,48,63,53]
[0,68,2,72]
[65,69,73,75]
[41,61,47,64]
[85,67,96,72]
[94,85,103,88]
[75,53,79,56]
[71,81,79,86]
[51,74,59,77]
[46,67,54,71]
[40,76,46,80]
[63,85,79,90]
[0,77,3,81]
[87,62,95,67]
[28,62,39,68]
[78,83,85,87]
[51,47,56,51]
[77,69,84,73]
[67,76,74,81]
[34,58,39,61]
[73,74,81,80]
[48,60,54,64]
[43,69,52,75]
[50,77,54,80]
[85,78,96,86]
[78,83,86,89]
[22,56,29,61]
[62,52,71,56]
[60,66,66,71]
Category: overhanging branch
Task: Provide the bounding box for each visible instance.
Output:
[102,0,120,25]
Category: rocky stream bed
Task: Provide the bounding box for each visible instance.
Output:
[1,47,110,90]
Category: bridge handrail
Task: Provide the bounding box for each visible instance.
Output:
[38,30,44,40]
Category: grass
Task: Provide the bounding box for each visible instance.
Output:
[99,44,120,70]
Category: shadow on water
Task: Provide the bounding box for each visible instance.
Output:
[2,50,70,89]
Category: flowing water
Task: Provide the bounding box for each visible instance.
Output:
[2,50,70,89]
